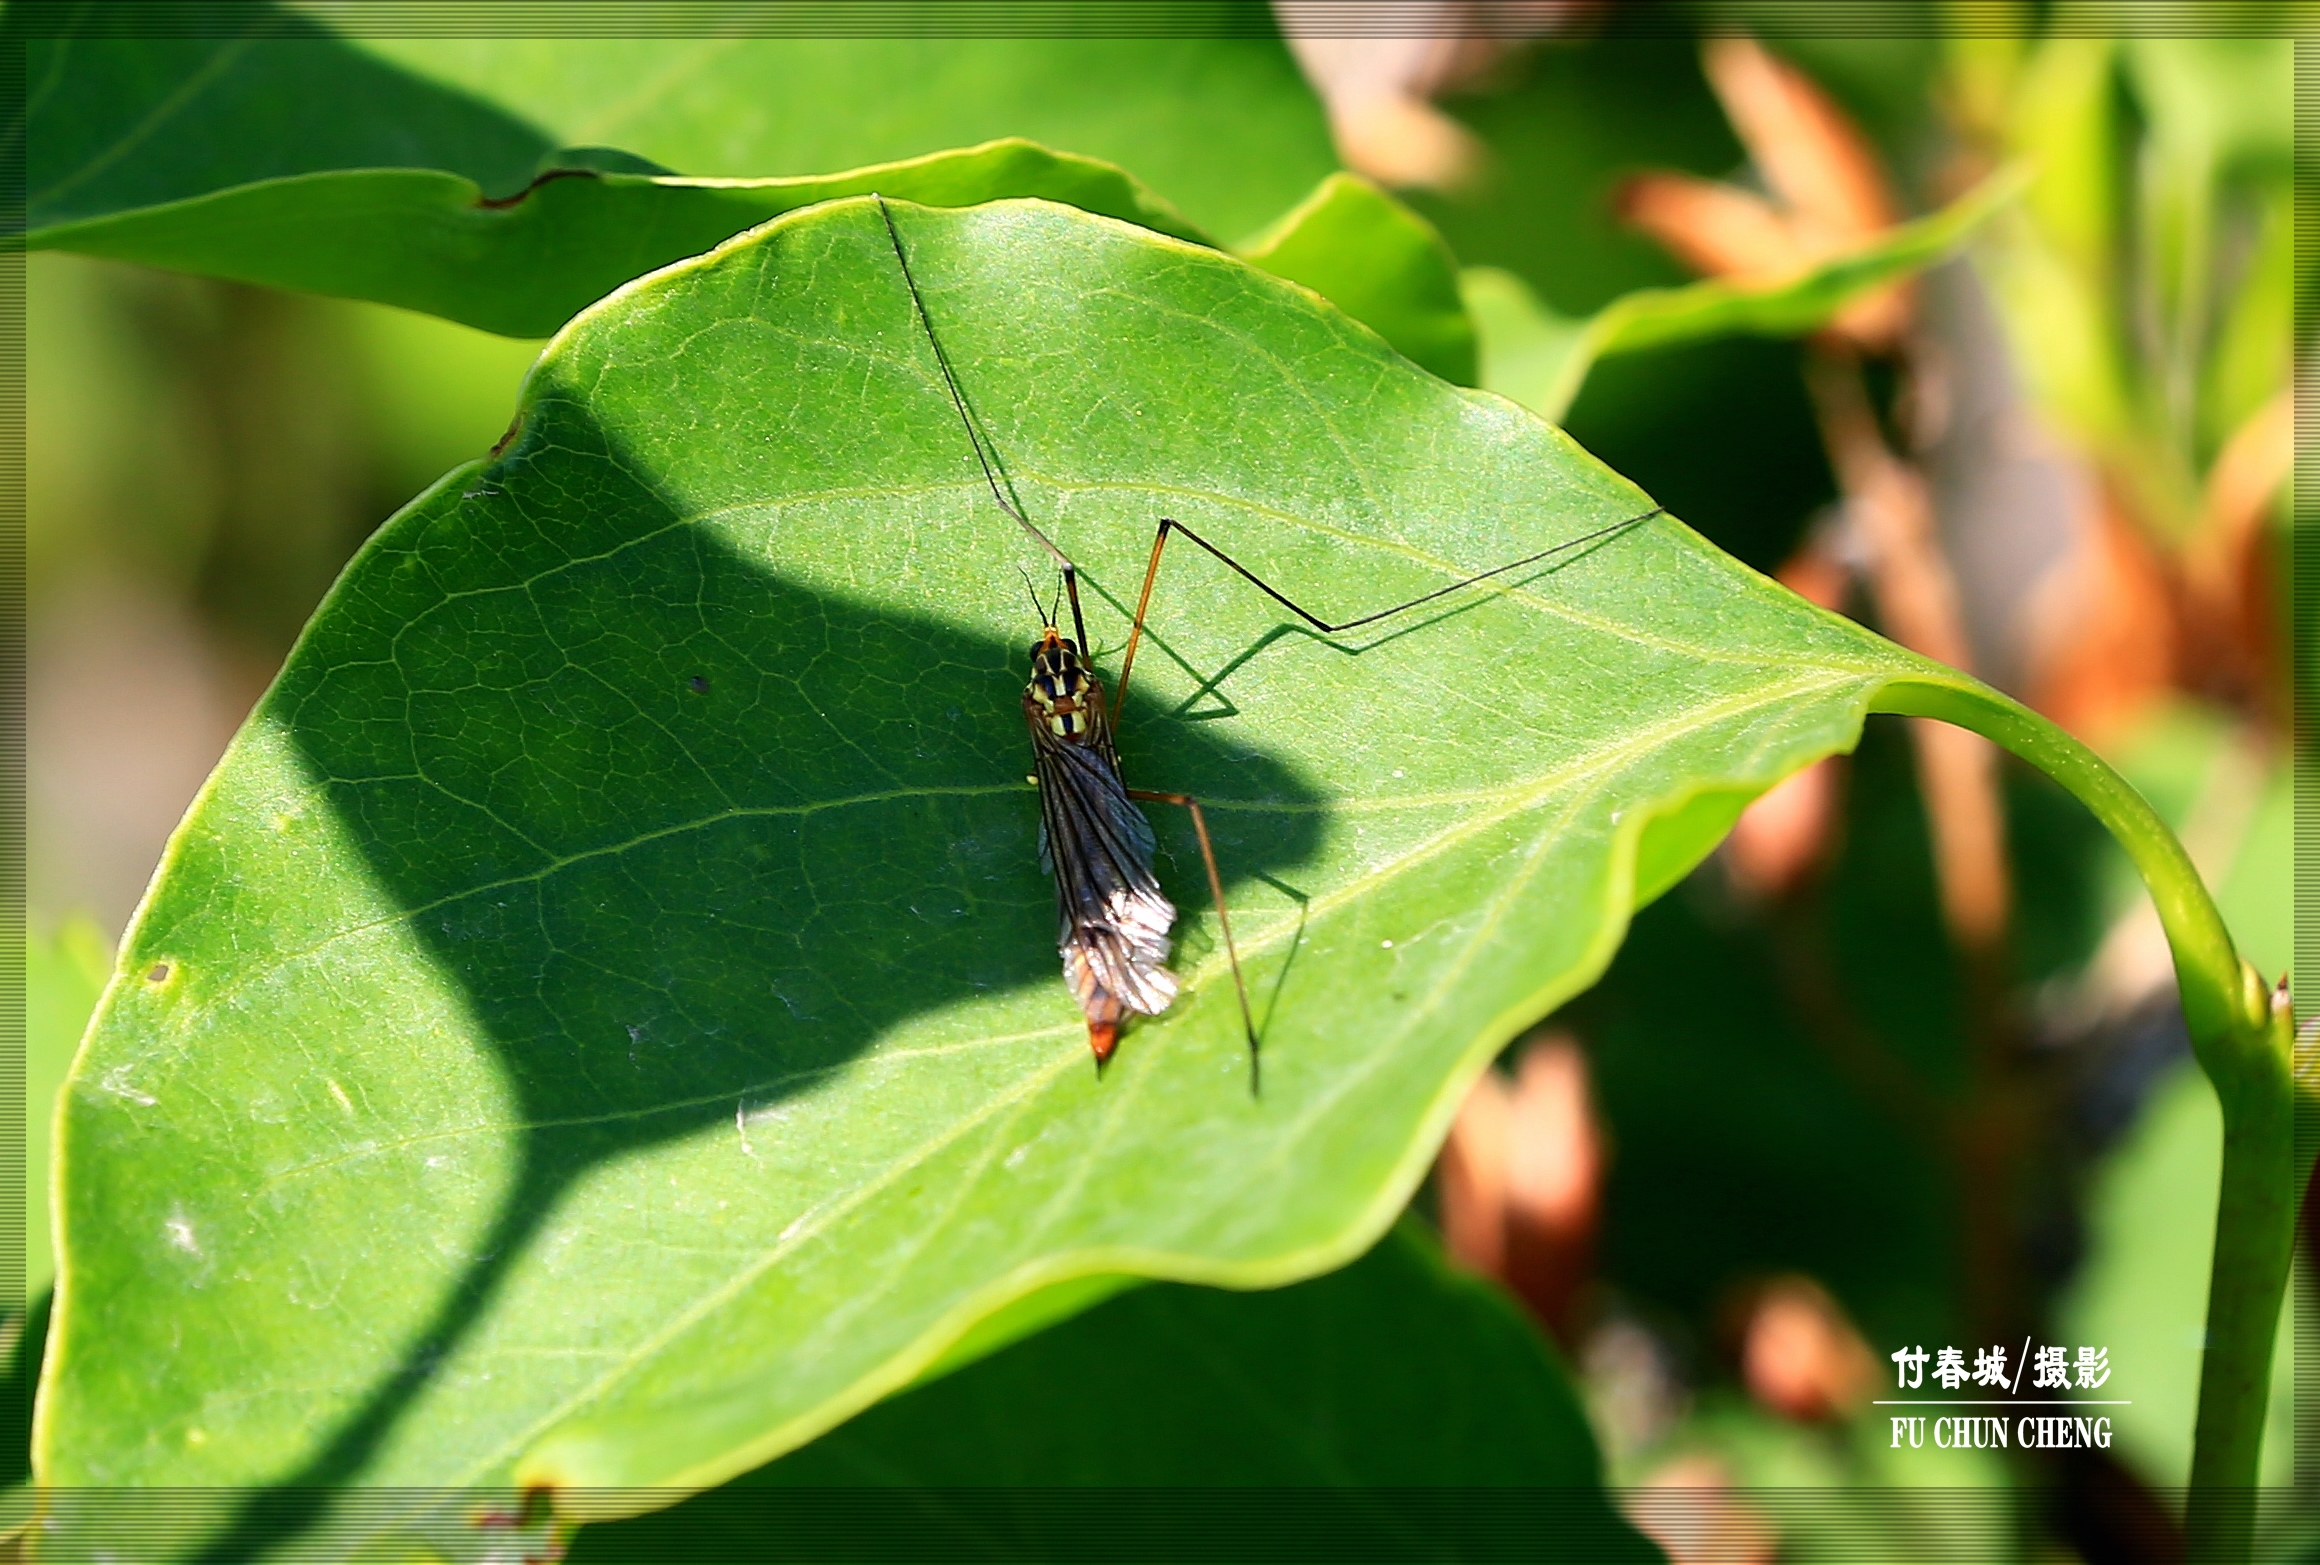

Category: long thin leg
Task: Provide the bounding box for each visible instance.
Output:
[881,189,1661,699]
[1127,786,1260,1095]
[1112,505,1666,721]
[876,194,1092,655]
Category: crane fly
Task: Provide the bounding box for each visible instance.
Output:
[875,196,1663,1089]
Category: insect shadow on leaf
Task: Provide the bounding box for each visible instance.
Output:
[188,387,1325,1559]
[875,193,1663,1093]
[170,190,1666,1557]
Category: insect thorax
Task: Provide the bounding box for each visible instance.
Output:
[1026,632,1101,742]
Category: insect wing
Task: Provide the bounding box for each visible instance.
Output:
[1029,720,1177,1022]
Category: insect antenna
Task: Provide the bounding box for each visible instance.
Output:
[876,194,1093,657]
[1015,565,1052,626]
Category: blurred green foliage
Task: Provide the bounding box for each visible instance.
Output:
[24,919,108,1303]
[1966,34,2293,539]
[15,12,2306,1565]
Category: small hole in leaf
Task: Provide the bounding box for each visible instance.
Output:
[146,962,172,984]
[688,675,710,694]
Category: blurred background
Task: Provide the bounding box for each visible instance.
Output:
[23,6,2307,1561]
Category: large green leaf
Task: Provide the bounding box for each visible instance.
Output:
[44,196,1940,1559]
[570,1224,1661,1562]
[17,9,1334,286]
[367,23,1336,245]
[35,137,1473,385]
[32,136,1208,340]
[17,7,1334,236]
[22,13,1487,408]
[22,19,1480,377]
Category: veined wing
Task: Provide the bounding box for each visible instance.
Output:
[1030,716,1178,1026]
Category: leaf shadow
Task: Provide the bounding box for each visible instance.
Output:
[189,406,1325,1561]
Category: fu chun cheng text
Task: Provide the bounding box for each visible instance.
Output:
[1890,1415,2113,1450]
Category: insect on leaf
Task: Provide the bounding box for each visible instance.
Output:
[44,196,1937,1556]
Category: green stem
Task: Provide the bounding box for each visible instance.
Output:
[2183,1002,2298,1564]
[1869,676,2308,1563]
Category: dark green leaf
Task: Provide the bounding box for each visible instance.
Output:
[16,8,551,226]
[570,1225,1662,1561]
[45,197,1938,1559]
[0,1289,50,1523]
[36,137,1208,340]
[364,24,1336,243]
[20,11,1334,297]
[28,18,1490,392]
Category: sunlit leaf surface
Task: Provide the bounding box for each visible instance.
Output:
[45,196,1932,1558]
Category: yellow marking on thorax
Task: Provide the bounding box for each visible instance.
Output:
[1028,663,1099,741]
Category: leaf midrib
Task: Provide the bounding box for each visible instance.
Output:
[183,656,1866,1043]
[260,666,1866,1493]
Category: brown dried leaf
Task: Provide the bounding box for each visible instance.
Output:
[2182,389,2290,712]
[1501,1034,1601,1339]
[1725,758,1842,900]
[1613,171,1808,283]
[1435,1033,1603,1342]
[2021,484,2181,743]
[1702,36,1896,249]
[1324,91,1484,193]
[1628,1459,1778,1565]
[1437,1063,1513,1278]
[1738,1275,1879,1422]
